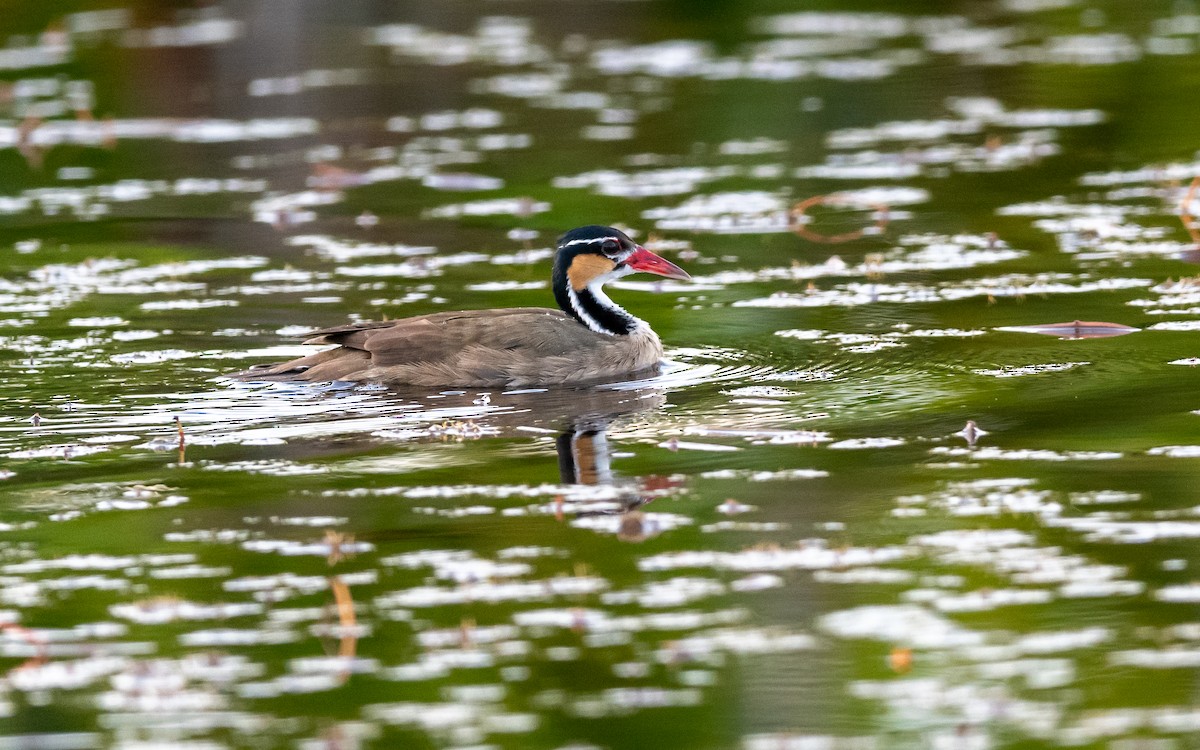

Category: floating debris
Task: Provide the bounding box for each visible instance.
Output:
[955,420,988,446]
[996,320,1140,339]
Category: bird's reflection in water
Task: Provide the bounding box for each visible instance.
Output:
[415,382,676,542]
[274,380,682,540]
[554,413,677,543]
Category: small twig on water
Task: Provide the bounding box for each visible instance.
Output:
[791,194,890,244]
[174,416,186,463]
[329,576,358,672]
[1180,176,1200,245]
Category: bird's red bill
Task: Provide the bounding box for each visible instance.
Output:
[624,246,691,280]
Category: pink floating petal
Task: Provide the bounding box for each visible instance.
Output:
[997,321,1139,339]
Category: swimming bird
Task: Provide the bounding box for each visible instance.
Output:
[232,225,690,387]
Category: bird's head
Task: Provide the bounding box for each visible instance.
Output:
[554,225,690,291]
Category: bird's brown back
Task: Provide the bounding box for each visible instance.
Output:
[304,307,606,365]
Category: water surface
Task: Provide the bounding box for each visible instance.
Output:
[2,2,1200,748]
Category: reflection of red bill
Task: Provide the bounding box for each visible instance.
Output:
[997,320,1139,339]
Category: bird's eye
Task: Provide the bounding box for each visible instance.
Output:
[602,239,620,255]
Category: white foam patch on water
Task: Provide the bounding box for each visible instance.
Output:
[1147,445,1200,457]
[110,599,263,624]
[821,604,984,648]
[68,316,127,327]
[0,385,478,458]
[911,528,1035,550]
[200,459,328,476]
[602,577,729,608]
[426,197,549,219]
[110,331,160,343]
[1157,584,1200,602]
[4,553,192,574]
[338,482,633,503]
[112,349,200,364]
[241,538,375,556]
[679,427,832,445]
[571,512,693,538]
[699,468,828,481]
[743,734,883,750]
[924,587,1054,612]
[719,138,788,155]
[180,628,300,648]
[776,327,986,353]
[149,564,230,579]
[702,521,788,533]
[827,118,982,149]
[639,542,911,572]
[6,443,110,459]
[1,116,312,150]
[286,235,437,262]
[1046,517,1200,543]
[1082,160,1200,187]
[491,248,555,265]
[9,656,132,692]
[897,480,1062,518]
[375,576,608,608]
[557,686,704,718]
[931,446,1120,461]
[466,281,546,291]
[369,17,547,66]
[643,191,792,233]
[554,166,739,197]
[0,255,266,329]
[335,251,489,277]
[140,299,238,310]
[797,124,1068,179]
[735,275,1147,309]
[814,568,915,584]
[720,386,803,398]
[422,173,504,191]
[829,437,906,449]
[387,108,505,132]
[973,362,1091,378]
[1069,490,1140,505]
[1110,649,1200,668]
[1149,320,1200,331]
[658,439,740,453]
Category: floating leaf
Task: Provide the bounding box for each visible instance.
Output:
[997,320,1139,339]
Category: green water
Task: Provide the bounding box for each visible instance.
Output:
[2,1,1200,748]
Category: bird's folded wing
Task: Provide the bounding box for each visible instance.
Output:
[302,308,594,367]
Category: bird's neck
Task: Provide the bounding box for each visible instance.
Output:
[553,269,642,336]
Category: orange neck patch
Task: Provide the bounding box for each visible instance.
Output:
[567,254,617,290]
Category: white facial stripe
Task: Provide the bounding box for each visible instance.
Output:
[562,236,621,248]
